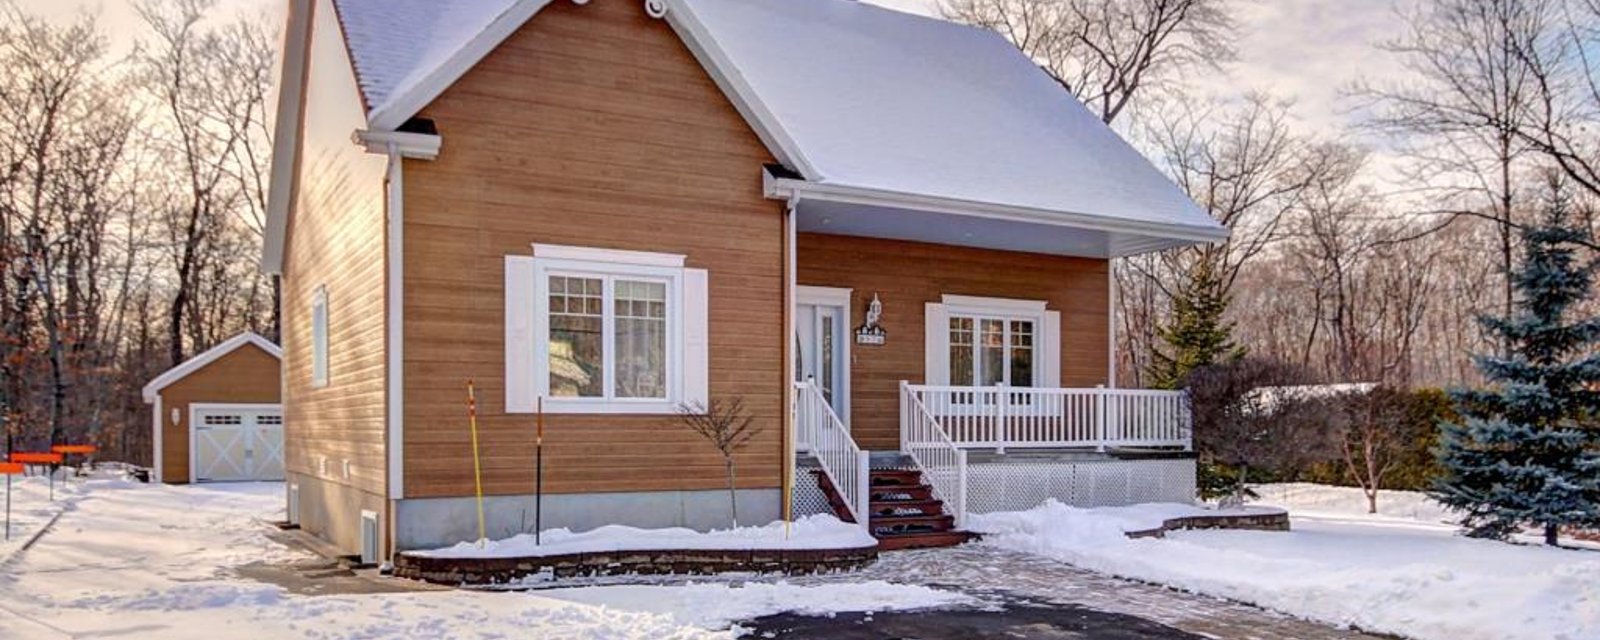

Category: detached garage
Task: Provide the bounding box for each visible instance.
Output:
[142,332,283,483]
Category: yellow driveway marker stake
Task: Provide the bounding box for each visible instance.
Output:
[467,380,486,546]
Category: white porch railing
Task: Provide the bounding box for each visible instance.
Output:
[904,384,1191,453]
[794,381,870,527]
[899,381,969,527]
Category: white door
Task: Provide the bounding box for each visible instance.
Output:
[795,287,851,427]
[193,406,285,482]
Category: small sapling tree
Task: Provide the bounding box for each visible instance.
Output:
[677,398,762,528]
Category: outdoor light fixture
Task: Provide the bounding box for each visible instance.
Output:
[171,408,180,425]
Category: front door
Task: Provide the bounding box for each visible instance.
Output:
[795,286,851,428]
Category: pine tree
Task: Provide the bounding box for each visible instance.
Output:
[1430,191,1600,545]
[1148,255,1245,390]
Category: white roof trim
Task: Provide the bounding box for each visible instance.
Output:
[663,0,819,178]
[262,0,315,276]
[764,169,1230,245]
[142,332,283,403]
[366,0,556,131]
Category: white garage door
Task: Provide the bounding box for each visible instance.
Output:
[193,406,284,482]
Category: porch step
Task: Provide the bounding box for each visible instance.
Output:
[812,466,975,550]
[874,530,980,551]
[869,484,934,502]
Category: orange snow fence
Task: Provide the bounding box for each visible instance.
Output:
[50,444,96,455]
[0,462,21,475]
[9,452,63,464]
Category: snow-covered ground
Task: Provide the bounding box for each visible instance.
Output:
[970,488,1600,640]
[415,514,876,559]
[0,471,88,564]
[0,474,967,639]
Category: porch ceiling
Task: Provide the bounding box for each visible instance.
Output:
[794,199,1205,259]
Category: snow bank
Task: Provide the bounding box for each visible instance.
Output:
[973,498,1600,640]
[1252,482,1458,523]
[412,514,877,559]
[542,581,975,631]
[969,500,1283,541]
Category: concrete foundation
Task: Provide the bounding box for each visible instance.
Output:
[287,471,388,557]
[394,488,782,551]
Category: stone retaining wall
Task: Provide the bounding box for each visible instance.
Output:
[1124,510,1291,539]
[393,546,880,586]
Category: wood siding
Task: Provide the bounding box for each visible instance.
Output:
[157,345,281,483]
[798,233,1111,450]
[400,0,785,498]
[281,0,389,523]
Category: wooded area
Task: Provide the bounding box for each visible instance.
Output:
[0,0,276,460]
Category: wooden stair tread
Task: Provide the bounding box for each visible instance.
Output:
[874,530,980,551]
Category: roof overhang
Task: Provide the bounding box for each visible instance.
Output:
[142,332,284,404]
[764,168,1230,259]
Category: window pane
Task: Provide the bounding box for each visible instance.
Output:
[948,317,974,386]
[550,276,603,397]
[979,319,1005,386]
[1011,320,1034,388]
[615,280,667,399]
[821,313,834,405]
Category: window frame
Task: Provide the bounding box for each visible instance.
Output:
[947,312,1038,389]
[311,285,329,388]
[529,250,687,414]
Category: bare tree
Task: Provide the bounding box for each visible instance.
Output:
[134,0,274,366]
[1333,387,1426,514]
[942,0,1234,123]
[1358,0,1553,336]
[676,398,763,527]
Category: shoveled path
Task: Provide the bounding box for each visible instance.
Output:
[776,545,1393,640]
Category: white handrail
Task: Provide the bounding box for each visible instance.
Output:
[905,384,1192,451]
[794,381,870,528]
[899,381,968,527]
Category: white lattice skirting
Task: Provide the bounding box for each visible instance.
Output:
[791,466,834,518]
[966,458,1197,513]
[792,458,1196,519]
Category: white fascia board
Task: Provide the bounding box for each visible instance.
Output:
[366,0,556,131]
[765,171,1232,249]
[354,130,442,159]
[664,0,820,179]
[142,332,284,403]
[262,0,316,276]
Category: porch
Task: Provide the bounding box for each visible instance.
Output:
[793,380,1196,548]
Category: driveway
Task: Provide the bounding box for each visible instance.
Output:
[767,545,1393,640]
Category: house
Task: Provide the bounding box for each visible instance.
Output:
[264,0,1228,562]
[142,332,284,484]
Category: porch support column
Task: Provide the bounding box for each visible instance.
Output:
[781,198,798,522]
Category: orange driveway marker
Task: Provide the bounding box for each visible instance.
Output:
[50,444,96,455]
[9,452,63,464]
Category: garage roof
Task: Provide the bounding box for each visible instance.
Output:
[141,333,283,403]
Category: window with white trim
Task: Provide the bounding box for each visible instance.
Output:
[311,285,329,388]
[506,245,709,414]
[926,295,1060,395]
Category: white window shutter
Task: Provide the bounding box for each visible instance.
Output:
[682,268,710,409]
[1043,310,1061,388]
[505,255,539,413]
[924,302,948,385]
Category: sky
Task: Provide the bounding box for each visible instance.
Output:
[27,0,1415,178]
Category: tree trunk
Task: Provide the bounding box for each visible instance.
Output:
[726,457,738,528]
[1545,523,1559,546]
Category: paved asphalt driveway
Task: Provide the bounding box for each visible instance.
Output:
[758,545,1395,640]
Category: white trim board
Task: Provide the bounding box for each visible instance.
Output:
[142,332,283,403]
[795,285,852,430]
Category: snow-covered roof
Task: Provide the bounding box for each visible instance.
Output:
[303,0,1223,261]
[676,0,1222,235]
[141,332,283,403]
[331,0,553,130]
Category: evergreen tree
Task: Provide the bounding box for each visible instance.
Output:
[1430,192,1600,545]
[1148,255,1245,390]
